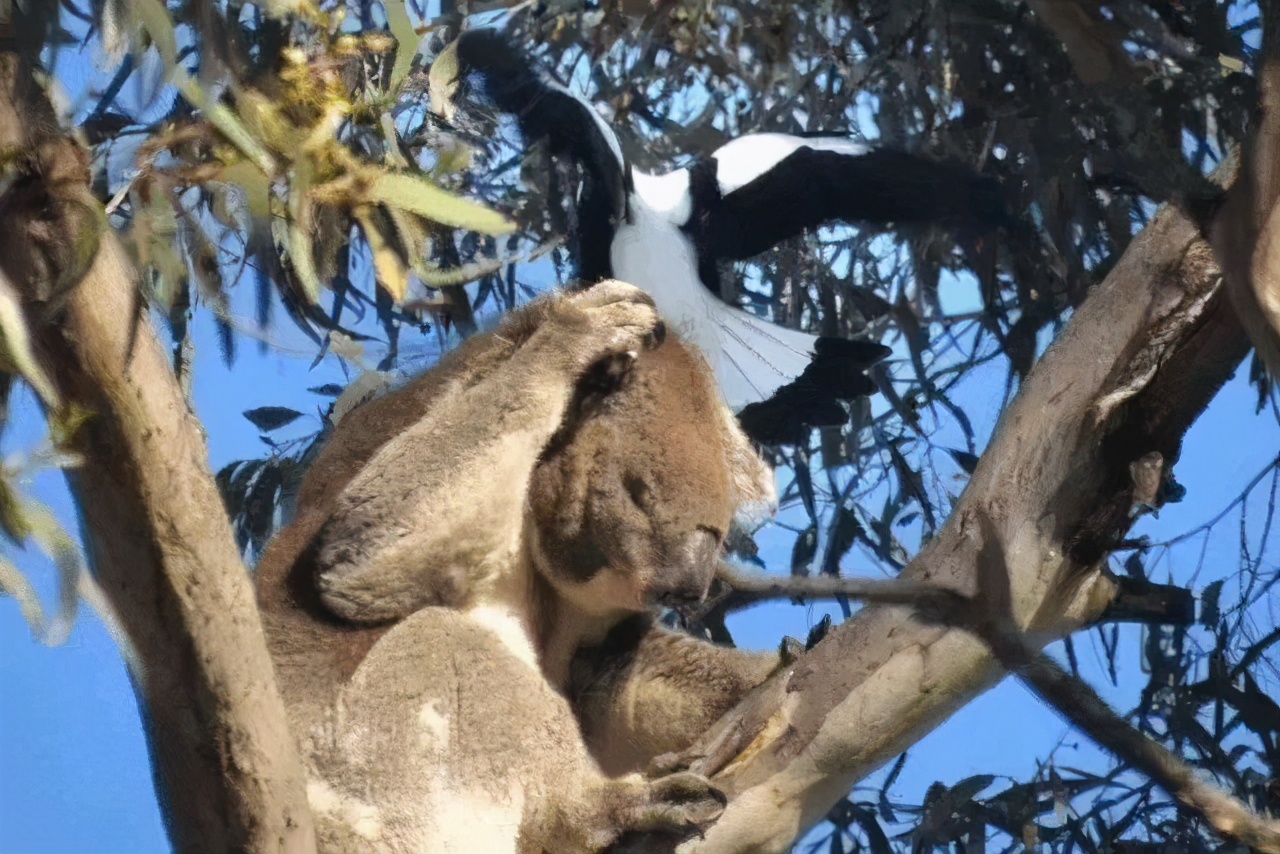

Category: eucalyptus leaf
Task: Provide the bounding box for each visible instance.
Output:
[0,272,60,409]
[355,208,409,301]
[383,1,421,90]
[367,171,514,235]
[130,0,177,69]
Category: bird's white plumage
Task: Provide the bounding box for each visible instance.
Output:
[615,178,818,410]
[712,133,870,196]
[629,170,694,225]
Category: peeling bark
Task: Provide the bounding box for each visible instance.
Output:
[682,202,1248,853]
[0,54,315,853]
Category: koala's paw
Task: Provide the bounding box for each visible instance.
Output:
[542,280,666,377]
[611,771,726,846]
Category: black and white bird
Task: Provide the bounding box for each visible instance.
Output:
[429,29,1010,443]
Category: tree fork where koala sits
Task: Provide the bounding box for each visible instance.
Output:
[0,52,316,854]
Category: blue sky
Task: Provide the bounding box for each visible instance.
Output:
[2,9,1279,852]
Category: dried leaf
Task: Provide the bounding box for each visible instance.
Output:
[355,207,409,300]
[243,406,305,432]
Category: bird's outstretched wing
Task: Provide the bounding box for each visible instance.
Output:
[432,29,629,279]
[691,135,1011,262]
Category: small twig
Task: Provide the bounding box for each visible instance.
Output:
[716,562,955,608]
[715,563,1192,627]
[980,623,1280,854]
[968,514,1280,854]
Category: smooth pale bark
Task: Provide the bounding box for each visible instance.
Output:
[0,54,315,853]
[683,203,1248,852]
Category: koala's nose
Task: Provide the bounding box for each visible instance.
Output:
[657,528,719,606]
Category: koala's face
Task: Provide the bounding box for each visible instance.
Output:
[527,339,775,616]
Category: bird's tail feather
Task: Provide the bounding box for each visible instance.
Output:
[732,319,892,446]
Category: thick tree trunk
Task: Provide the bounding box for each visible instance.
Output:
[684,203,1247,852]
[0,53,315,853]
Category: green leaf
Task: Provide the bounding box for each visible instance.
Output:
[355,207,409,301]
[175,73,278,177]
[287,159,322,302]
[948,773,996,803]
[215,162,273,218]
[383,0,420,90]
[1199,579,1224,628]
[790,524,817,576]
[129,0,177,69]
[0,501,84,646]
[261,0,305,16]
[947,447,980,475]
[0,474,32,544]
[366,171,514,235]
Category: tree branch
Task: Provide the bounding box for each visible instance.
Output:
[682,199,1247,851]
[964,517,1280,854]
[0,54,315,853]
[994,642,1280,852]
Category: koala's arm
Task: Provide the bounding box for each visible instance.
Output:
[312,282,661,624]
[571,616,783,776]
[294,294,573,515]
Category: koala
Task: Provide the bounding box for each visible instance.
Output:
[255,281,781,852]
[569,614,783,777]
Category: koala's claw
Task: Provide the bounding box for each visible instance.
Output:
[643,319,667,350]
[622,771,726,835]
[645,749,696,777]
[571,279,657,311]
